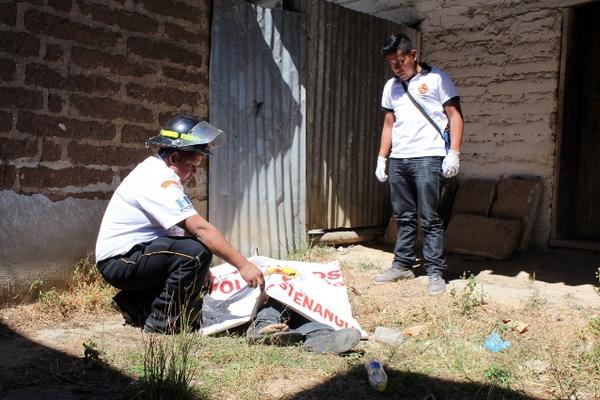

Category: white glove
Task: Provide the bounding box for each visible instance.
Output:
[442,150,460,178]
[375,156,388,182]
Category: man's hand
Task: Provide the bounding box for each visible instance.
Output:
[375,156,388,182]
[442,150,460,178]
[237,261,264,289]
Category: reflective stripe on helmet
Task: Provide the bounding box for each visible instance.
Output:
[160,129,196,142]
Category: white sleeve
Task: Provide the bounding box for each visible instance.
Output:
[381,79,394,110]
[136,180,197,230]
[437,69,459,105]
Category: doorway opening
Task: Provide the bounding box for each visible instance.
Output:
[552,1,600,250]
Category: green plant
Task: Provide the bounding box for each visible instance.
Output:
[29,277,62,306]
[136,332,200,400]
[483,364,511,386]
[450,273,484,315]
[83,339,104,367]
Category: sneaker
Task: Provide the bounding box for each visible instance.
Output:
[374,266,415,283]
[427,275,446,295]
[111,292,148,328]
[303,328,361,354]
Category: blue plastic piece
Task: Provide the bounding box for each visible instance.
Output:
[483,331,511,352]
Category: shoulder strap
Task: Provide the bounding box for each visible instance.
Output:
[400,80,447,142]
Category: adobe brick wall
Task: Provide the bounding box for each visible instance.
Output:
[0,0,211,304]
[330,0,566,249]
[0,0,210,202]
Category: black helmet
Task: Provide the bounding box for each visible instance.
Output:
[146,115,224,153]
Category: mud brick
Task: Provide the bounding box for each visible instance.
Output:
[0,59,16,82]
[121,124,155,143]
[47,0,72,12]
[444,214,522,260]
[0,137,38,160]
[126,83,199,107]
[68,142,150,166]
[17,111,116,140]
[127,37,203,68]
[0,87,43,110]
[0,32,40,57]
[71,47,155,77]
[44,44,63,62]
[26,63,120,94]
[139,0,204,23]
[70,95,153,123]
[490,177,542,252]
[19,165,113,188]
[24,10,119,47]
[163,23,206,45]
[0,2,17,26]
[0,164,16,188]
[451,178,497,216]
[162,66,205,85]
[48,94,63,113]
[41,139,62,161]
[0,111,12,132]
[78,1,159,34]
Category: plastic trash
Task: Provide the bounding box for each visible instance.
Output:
[365,359,388,392]
[372,326,404,347]
[483,331,511,352]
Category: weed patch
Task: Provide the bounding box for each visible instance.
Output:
[449,273,484,315]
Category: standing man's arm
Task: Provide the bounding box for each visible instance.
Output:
[378,111,395,158]
[444,100,464,153]
[181,214,264,288]
[441,100,464,178]
[375,111,395,182]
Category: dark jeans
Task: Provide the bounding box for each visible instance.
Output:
[97,236,212,331]
[388,156,447,276]
[248,299,332,337]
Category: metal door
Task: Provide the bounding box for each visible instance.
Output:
[209,0,306,258]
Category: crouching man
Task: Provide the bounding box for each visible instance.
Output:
[95,115,264,334]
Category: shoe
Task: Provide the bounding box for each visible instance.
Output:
[111,292,148,328]
[427,275,446,295]
[374,266,415,283]
[303,328,361,354]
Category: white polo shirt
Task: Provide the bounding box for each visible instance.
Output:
[381,64,459,158]
[95,155,198,262]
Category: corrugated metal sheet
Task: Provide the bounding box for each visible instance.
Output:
[298,0,421,230]
[209,0,306,258]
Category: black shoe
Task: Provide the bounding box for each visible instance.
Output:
[303,328,362,354]
[111,292,149,328]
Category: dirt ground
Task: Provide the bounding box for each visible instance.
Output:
[1,243,599,400]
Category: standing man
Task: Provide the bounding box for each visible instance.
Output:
[374,33,464,295]
[95,115,264,333]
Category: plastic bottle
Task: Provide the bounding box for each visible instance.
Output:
[365,359,388,392]
[372,326,404,347]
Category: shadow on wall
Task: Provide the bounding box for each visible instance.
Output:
[283,362,542,400]
[0,321,134,399]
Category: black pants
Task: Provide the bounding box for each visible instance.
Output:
[97,236,212,331]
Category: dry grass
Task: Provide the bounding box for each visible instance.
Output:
[18,255,116,327]
[4,248,600,400]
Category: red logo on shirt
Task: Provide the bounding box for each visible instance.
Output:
[418,83,429,95]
